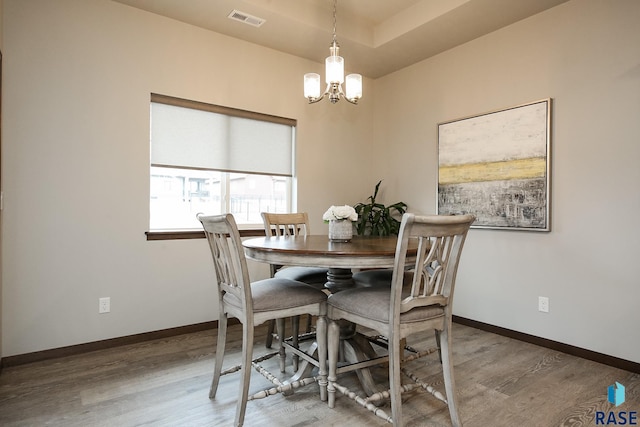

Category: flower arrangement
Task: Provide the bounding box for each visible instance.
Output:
[322,205,358,222]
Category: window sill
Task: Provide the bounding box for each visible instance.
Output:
[145,228,265,241]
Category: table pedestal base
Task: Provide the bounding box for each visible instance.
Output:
[325,268,355,292]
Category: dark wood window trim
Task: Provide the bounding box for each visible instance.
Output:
[151,93,297,127]
[145,228,265,241]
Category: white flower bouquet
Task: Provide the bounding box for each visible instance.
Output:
[323,205,358,222]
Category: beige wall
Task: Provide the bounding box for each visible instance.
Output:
[1,0,374,357]
[2,0,639,364]
[373,0,640,362]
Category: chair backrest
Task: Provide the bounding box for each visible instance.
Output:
[261,212,311,237]
[197,213,253,312]
[391,213,474,317]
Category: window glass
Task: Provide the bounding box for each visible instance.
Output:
[228,173,289,224]
[150,167,222,230]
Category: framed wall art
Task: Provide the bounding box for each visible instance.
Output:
[437,99,552,231]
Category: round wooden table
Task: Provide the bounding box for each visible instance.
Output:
[243,234,417,395]
[243,234,413,292]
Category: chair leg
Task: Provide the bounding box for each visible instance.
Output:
[292,316,300,371]
[327,319,340,408]
[305,314,313,333]
[210,314,228,399]
[276,318,287,373]
[440,321,462,427]
[315,314,328,402]
[266,314,310,351]
[435,330,443,363]
[265,319,275,349]
[388,333,403,425]
[235,322,254,427]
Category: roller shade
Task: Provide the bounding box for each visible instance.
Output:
[151,97,294,177]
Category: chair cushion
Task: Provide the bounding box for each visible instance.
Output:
[274,266,328,285]
[224,278,327,313]
[328,287,444,324]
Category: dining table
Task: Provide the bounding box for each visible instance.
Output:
[242,234,418,395]
[243,234,415,291]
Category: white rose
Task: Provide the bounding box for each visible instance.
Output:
[323,205,357,221]
[322,206,338,221]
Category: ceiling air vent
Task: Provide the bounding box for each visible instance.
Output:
[227,10,266,27]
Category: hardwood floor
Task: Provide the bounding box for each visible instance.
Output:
[0,322,638,426]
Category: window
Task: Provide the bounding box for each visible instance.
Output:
[150,94,295,230]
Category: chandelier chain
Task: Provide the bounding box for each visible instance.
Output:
[332,0,338,44]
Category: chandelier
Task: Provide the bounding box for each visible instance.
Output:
[303,0,362,104]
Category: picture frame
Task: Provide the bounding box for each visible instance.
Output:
[437,99,552,231]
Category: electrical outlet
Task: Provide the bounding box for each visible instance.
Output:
[538,296,549,313]
[99,297,111,314]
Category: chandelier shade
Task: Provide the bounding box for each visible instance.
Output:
[345,74,362,100]
[325,50,344,84]
[304,73,322,99]
[303,0,362,105]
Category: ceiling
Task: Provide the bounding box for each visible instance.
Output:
[112,0,569,79]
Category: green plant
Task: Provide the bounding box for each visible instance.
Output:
[354,180,407,236]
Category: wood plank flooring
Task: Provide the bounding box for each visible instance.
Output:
[0,322,638,426]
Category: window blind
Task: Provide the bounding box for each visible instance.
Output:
[150,94,295,177]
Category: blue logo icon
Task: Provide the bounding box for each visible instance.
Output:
[608,382,625,407]
[596,382,636,425]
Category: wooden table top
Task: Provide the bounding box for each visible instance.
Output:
[243,235,416,269]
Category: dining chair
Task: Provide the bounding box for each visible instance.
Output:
[261,212,329,355]
[326,213,474,426]
[197,213,328,427]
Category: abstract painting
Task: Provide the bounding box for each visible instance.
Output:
[438,99,551,231]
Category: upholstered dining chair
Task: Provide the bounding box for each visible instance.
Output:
[197,213,328,427]
[326,213,474,426]
[261,212,329,353]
